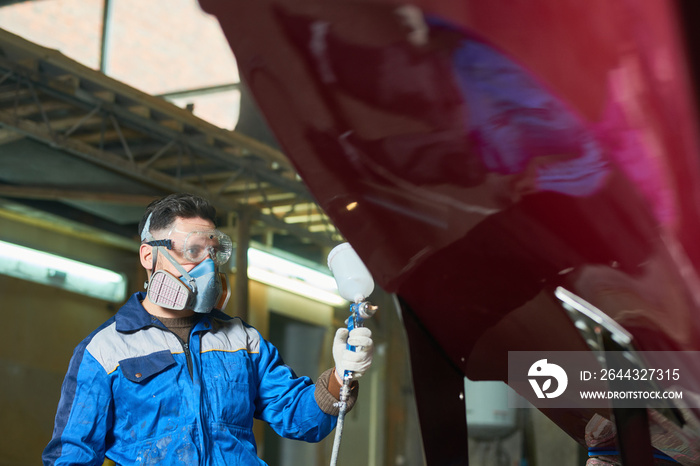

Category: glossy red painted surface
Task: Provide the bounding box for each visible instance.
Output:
[201,0,700,461]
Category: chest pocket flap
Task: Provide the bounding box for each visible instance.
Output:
[119,350,176,383]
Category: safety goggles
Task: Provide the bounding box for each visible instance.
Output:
[147,228,233,266]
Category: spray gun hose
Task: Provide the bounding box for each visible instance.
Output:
[330,375,353,466]
[329,299,375,466]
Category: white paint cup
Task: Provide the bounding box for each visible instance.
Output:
[327,243,374,303]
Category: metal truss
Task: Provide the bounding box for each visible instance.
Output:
[0,28,342,248]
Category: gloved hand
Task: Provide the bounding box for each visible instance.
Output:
[333,327,374,381]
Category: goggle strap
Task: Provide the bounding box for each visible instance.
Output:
[141,213,155,242]
[146,239,173,249]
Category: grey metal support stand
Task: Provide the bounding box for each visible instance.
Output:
[555,287,684,466]
[602,335,656,466]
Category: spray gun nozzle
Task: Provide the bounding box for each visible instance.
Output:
[358,302,378,319]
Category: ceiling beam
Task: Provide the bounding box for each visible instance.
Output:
[0,197,140,251]
[0,108,338,247]
[0,185,158,205]
[0,29,342,248]
[0,127,24,145]
[0,29,294,170]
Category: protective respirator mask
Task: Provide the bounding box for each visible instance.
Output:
[148,258,230,313]
[141,214,232,313]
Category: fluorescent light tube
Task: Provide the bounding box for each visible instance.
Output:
[0,240,127,302]
[244,247,346,306]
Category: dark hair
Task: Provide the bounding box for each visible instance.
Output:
[138,193,218,240]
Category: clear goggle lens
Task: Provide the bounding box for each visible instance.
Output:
[182,230,232,265]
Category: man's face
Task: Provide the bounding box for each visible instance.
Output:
[149,216,217,276]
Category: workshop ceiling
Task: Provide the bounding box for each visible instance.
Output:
[0,28,341,262]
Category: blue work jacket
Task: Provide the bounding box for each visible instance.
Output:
[43,292,337,465]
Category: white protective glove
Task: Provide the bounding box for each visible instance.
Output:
[333,327,374,380]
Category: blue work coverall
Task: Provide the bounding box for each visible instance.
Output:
[43,292,337,465]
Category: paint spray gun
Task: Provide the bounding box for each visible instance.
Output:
[327,242,377,466]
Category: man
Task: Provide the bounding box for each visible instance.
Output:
[43,193,374,465]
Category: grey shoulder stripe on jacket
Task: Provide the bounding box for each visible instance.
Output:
[86,323,182,373]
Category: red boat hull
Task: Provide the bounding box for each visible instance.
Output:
[201,0,700,462]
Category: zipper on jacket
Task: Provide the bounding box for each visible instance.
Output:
[150,320,195,380]
[176,335,194,380]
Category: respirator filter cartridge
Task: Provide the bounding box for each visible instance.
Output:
[148,270,192,310]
